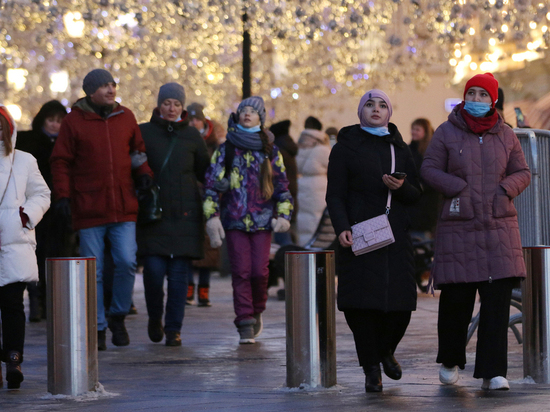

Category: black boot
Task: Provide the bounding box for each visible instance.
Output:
[381,352,402,380]
[108,315,130,346]
[148,318,164,343]
[6,351,24,389]
[98,329,107,351]
[364,364,383,393]
[165,331,182,347]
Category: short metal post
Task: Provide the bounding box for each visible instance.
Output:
[46,258,98,395]
[285,251,336,388]
[522,247,550,383]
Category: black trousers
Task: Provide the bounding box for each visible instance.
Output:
[437,277,517,379]
[0,282,27,362]
[344,309,412,367]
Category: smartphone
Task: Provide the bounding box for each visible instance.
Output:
[515,107,526,127]
[390,172,407,180]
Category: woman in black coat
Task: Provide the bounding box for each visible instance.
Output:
[137,83,210,346]
[326,89,421,392]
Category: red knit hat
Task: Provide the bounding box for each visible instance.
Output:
[0,106,14,137]
[464,73,499,107]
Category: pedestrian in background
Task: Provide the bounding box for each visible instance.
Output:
[137,84,209,346]
[295,116,331,246]
[269,119,298,246]
[186,102,225,307]
[0,105,50,389]
[16,100,69,322]
[326,89,421,392]
[203,96,293,344]
[50,69,154,351]
[407,118,439,242]
[421,73,530,391]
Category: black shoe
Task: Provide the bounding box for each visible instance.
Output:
[148,318,164,343]
[128,304,138,315]
[165,331,182,347]
[98,329,107,351]
[381,353,402,380]
[364,364,383,393]
[108,315,130,346]
[6,351,24,389]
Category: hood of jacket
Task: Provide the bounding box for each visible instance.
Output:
[72,97,122,119]
[298,129,329,147]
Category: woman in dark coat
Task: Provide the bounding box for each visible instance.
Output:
[16,100,68,322]
[326,89,421,392]
[137,83,210,346]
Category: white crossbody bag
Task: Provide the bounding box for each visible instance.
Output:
[351,144,396,256]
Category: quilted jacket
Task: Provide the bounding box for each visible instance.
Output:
[0,105,51,286]
[421,106,530,287]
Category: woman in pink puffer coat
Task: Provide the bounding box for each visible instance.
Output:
[421,73,530,391]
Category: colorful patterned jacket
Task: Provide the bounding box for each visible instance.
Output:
[203,142,293,232]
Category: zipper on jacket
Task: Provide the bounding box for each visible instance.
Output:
[478,136,483,144]
[105,120,118,223]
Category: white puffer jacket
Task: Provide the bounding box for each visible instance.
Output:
[295,130,331,246]
[0,105,50,287]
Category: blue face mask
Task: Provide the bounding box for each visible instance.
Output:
[237,124,261,133]
[361,126,390,136]
[464,101,491,118]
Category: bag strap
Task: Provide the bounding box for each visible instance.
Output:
[158,137,178,179]
[385,144,395,215]
[0,152,15,206]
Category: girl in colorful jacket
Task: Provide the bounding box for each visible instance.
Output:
[203,96,293,344]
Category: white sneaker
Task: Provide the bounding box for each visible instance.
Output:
[481,376,509,390]
[439,365,459,385]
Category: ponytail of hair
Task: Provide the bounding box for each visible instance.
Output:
[259,127,274,200]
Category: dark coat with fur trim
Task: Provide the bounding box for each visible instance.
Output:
[326,124,421,312]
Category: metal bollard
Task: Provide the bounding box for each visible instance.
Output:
[46,258,98,395]
[522,247,550,383]
[285,251,336,388]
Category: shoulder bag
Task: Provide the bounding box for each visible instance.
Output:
[137,137,177,224]
[350,144,396,256]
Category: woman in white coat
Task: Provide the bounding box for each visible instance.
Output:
[0,105,50,389]
[295,122,331,246]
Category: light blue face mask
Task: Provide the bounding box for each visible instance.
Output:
[361,126,390,136]
[464,101,491,118]
[237,124,261,133]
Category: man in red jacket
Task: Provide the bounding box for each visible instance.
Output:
[50,69,154,350]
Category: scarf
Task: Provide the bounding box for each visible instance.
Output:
[459,102,498,135]
[226,114,263,150]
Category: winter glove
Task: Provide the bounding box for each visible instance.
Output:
[136,174,154,190]
[206,216,225,248]
[55,198,71,220]
[19,207,29,228]
[271,217,291,233]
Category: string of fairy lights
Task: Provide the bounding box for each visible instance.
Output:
[0,0,548,126]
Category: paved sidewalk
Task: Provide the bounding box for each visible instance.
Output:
[1,273,548,412]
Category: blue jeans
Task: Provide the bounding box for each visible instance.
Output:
[143,256,191,332]
[79,222,137,331]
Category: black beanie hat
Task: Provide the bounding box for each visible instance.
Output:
[304,116,322,131]
[269,120,291,137]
